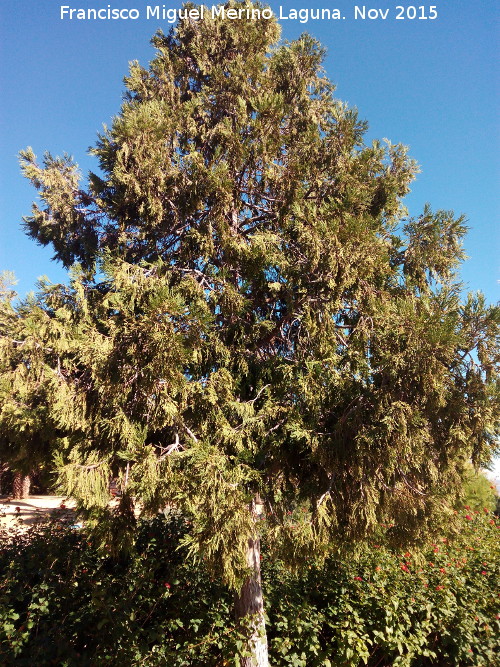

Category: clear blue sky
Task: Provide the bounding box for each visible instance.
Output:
[0,1,499,479]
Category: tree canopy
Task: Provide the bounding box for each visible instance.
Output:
[1,3,499,664]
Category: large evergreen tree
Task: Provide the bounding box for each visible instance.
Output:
[3,4,499,664]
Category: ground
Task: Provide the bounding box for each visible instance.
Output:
[0,495,76,535]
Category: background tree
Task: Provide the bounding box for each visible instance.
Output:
[458,465,498,512]
[7,3,500,664]
[0,273,63,499]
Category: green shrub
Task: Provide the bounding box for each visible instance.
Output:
[265,508,499,666]
[0,513,239,666]
[0,509,498,665]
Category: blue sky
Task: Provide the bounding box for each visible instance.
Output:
[1,2,499,473]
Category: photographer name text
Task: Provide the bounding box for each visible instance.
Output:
[59,5,439,23]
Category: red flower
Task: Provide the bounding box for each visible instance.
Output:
[481,571,487,575]
[465,515,472,520]
[354,576,363,581]
[401,564,409,573]
[436,585,444,591]
[439,568,446,573]
[164,582,171,588]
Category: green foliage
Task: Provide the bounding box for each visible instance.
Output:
[0,511,498,665]
[0,274,65,479]
[2,2,499,648]
[458,467,498,512]
[0,513,239,666]
[266,509,500,666]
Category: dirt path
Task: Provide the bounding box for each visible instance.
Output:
[0,495,76,534]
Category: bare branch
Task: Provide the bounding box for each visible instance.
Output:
[183,424,199,443]
[397,468,427,496]
[249,384,270,405]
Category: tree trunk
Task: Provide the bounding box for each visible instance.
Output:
[234,536,269,667]
[12,472,31,500]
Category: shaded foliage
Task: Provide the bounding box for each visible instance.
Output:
[0,510,498,665]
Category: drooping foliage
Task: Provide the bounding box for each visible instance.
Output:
[2,2,499,587]
[0,273,62,481]
[1,510,498,666]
